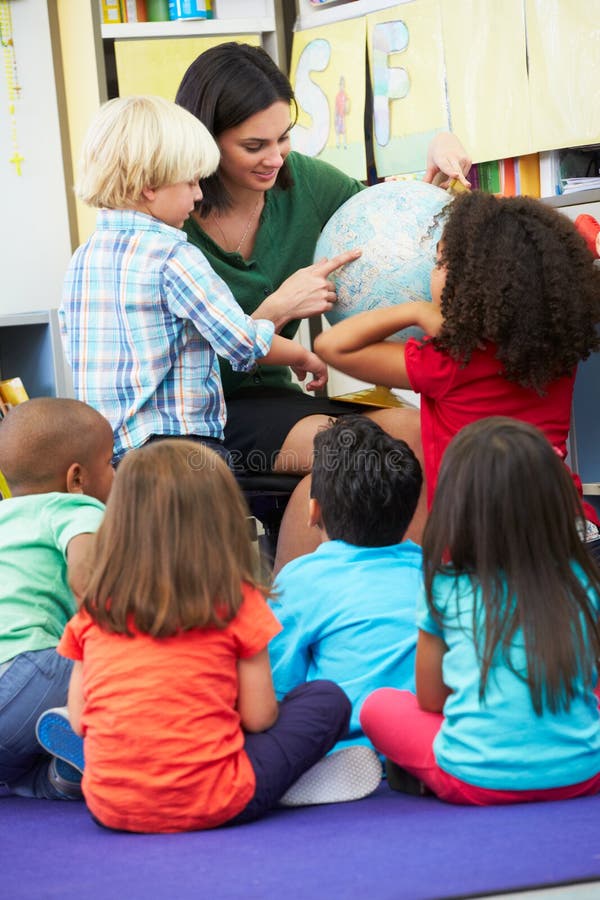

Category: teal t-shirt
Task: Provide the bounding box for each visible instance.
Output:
[0,492,105,664]
[269,539,423,751]
[183,151,364,397]
[418,568,600,790]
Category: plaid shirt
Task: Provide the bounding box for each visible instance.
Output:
[60,210,274,460]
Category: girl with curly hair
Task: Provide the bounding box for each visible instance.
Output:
[315,190,600,522]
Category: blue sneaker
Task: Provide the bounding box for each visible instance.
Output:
[36,707,84,775]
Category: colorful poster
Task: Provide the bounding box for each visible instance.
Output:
[114,35,260,100]
[527,0,600,152]
[441,0,531,163]
[367,1,447,178]
[289,17,367,180]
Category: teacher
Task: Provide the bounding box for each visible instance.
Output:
[175,42,471,570]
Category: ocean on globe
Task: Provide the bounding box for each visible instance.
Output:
[315,179,452,340]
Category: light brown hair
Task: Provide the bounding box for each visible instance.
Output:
[83,440,265,636]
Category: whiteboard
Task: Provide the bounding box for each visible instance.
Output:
[0,1,71,316]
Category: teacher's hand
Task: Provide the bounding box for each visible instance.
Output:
[424,133,472,189]
[257,249,361,330]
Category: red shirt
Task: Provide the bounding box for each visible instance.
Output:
[58,585,281,833]
[405,339,575,506]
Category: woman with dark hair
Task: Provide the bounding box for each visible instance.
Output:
[175,42,471,569]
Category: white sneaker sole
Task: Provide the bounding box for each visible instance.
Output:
[280,745,382,807]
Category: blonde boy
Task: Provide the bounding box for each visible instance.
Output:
[59,95,326,464]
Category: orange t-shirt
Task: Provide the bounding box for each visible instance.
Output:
[58,584,281,833]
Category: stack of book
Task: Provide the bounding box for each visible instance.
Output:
[0,377,29,418]
[0,377,26,500]
[101,0,215,22]
[468,154,541,198]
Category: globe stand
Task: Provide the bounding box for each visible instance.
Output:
[330,384,411,410]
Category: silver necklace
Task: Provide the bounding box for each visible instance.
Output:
[212,196,262,254]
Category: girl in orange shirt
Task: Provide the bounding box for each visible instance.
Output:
[36,440,357,832]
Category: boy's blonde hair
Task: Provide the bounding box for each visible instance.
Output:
[76,95,221,209]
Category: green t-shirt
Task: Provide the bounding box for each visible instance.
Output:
[0,492,105,664]
[183,151,364,397]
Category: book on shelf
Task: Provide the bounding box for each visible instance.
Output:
[516,153,541,198]
[101,0,123,23]
[0,377,29,408]
[476,160,501,194]
[122,0,148,22]
[0,470,10,500]
[500,158,517,197]
[561,177,600,195]
[539,145,600,197]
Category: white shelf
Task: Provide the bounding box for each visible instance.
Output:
[101,17,275,38]
[295,0,410,31]
[0,312,52,328]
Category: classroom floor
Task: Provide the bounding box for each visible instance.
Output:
[3,786,600,900]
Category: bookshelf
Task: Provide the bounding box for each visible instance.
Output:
[0,312,72,400]
[99,1,284,64]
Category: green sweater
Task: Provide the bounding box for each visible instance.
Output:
[183,152,364,397]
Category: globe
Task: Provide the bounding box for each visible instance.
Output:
[315,179,452,341]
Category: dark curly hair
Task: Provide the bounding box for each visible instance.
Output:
[433,191,600,392]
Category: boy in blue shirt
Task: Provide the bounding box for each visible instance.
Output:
[269,415,423,804]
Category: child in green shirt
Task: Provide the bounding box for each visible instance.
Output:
[0,397,113,799]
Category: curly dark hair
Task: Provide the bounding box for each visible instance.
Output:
[433,191,600,392]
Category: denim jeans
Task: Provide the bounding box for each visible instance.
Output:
[0,648,73,798]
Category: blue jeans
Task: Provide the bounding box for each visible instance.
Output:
[0,648,73,799]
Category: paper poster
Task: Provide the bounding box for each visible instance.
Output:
[441,0,531,163]
[527,0,600,152]
[289,17,367,180]
[114,35,260,100]
[366,1,447,178]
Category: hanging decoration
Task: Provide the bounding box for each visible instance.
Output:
[0,0,23,175]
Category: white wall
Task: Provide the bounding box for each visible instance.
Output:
[0,1,71,316]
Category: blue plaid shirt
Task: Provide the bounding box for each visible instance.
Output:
[60,210,274,460]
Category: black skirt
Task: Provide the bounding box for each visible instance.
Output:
[224,387,363,474]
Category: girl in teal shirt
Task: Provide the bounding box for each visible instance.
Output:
[361,417,600,804]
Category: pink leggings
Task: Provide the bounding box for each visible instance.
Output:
[360,689,600,806]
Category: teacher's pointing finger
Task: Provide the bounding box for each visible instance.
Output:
[314,248,362,278]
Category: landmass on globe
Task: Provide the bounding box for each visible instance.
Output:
[315,179,453,341]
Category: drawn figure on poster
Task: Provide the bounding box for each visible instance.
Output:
[335,76,350,149]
